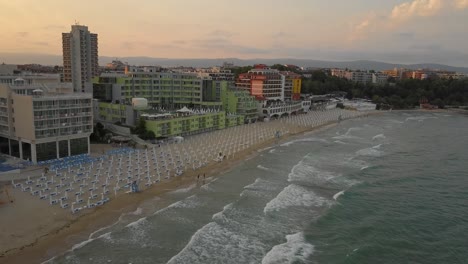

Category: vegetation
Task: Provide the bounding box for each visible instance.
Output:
[90,122,111,143]
[301,71,468,109]
[231,66,254,78]
[131,118,156,140]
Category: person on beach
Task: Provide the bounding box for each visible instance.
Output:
[197,174,200,181]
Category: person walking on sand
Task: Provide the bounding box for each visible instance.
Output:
[197,174,200,182]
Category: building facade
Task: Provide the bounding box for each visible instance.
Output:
[280,71,302,101]
[236,65,283,100]
[0,83,92,163]
[62,24,99,93]
[372,73,388,85]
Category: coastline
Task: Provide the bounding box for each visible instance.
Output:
[1,112,377,264]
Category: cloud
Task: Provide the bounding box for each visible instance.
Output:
[390,0,443,20]
[208,30,235,38]
[349,0,467,42]
[454,0,468,8]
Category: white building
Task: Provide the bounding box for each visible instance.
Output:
[62,24,99,93]
[0,82,92,163]
[345,71,373,84]
[372,73,388,85]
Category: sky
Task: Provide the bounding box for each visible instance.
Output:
[0,0,467,66]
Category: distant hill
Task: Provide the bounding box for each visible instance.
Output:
[1,53,467,73]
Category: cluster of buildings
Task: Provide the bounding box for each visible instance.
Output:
[0,24,314,164]
[331,67,466,85]
[331,69,389,85]
[382,67,466,80]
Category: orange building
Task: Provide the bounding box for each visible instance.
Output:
[236,65,283,100]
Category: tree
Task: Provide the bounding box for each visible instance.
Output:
[91,122,106,142]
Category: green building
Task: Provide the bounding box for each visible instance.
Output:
[93,71,257,138]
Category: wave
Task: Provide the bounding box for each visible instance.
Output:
[280,138,328,147]
[264,184,329,214]
[387,119,405,124]
[261,232,314,264]
[334,140,347,145]
[241,178,276,197]
[170,183,196,194]
[356,146,384,157]
[333,127,363,140]
[287,161,341,186]
[372,134,386,141]
[257,165,271,171]
[125,216,148,228]
[333,190,345,200]
[405,116,438,122]
[269,148,277,154]
[166,222,265,264]
[212,203,234,222]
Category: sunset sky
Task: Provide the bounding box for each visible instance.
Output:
[0,0,467,66]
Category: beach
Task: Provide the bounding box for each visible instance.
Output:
[0,109,373,264]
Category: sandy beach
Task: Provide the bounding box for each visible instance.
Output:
[0,110,375,264]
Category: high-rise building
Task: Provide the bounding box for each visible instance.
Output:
[62,24,98,93]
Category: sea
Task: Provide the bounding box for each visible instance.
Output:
[47,111,468,264]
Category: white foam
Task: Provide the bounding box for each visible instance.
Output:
[360,166,370,171]
[257,165,271,171]
[387,119,404,124]
[258,146,274,153]
[332,127,363,140]
[405,116,438,122]
[280,138,328,147]
[129,207,143,215]
[334,140,347,145]
[212,203,234,222]
[264,184,329,214]
[169,195,201,209]
[153,195,201,215]
[241,178,276,197]
[71,231,112,251]
[125,216,147,228]
[333,190,345,200]
[167,222,265,264]
[372,134,386,141]
[261,232,314,264]
[356,146,383,157]
[269,148,277,154]
[287,161,340,185]
[170,183,196,194]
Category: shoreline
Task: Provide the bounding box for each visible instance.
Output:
[1,112,378,264]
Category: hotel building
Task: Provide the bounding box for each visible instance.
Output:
[236,65,283,100]
[0,80,93,163]
[62,24,99,93]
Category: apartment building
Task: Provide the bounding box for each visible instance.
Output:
[0,82,92,163]
[62,24,99,93]
[280,71,302,101]
[0,74,61,85]
[236,65,283,100]
[344,71,373,84]
[372,73,388,85]
[93,72,218,111]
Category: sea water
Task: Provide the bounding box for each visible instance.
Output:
[47,112,468,264]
